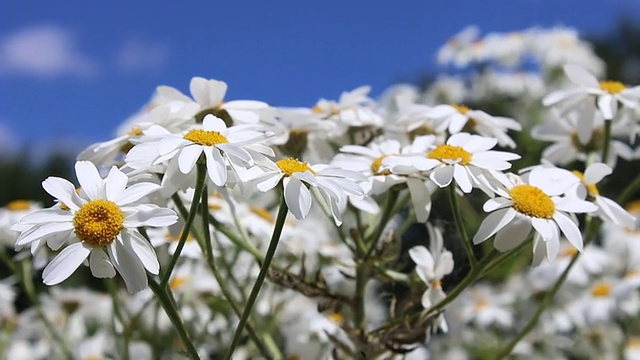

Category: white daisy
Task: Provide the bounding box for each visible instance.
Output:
[253,157,365,225]
[569,163,636,228]
[473,167,597,263]
[543,64,640,120]
[156,76,269,124]
[13,161,177,293]
[125,114,274,194]
[383,133,520,194]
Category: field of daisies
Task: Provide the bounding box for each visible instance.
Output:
[2,25,640,359]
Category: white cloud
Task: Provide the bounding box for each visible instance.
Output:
[115,39,170,72]
[0,25,98,78]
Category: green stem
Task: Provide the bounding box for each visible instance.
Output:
[223,196,289,360]
[161,162,207,287]
[19,260,74,359]
[617,172,640,206]
[105,279,131,360]
[199,187,278,360]
[365,189,399,259]
[601,119,613,163]
[148,278,200,359]
[497,218,601,358]
[449,185,477,268]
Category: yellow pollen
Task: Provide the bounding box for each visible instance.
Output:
[591,281,612,297]
[599,80,626,94]
[371,155,392,175]
[84,356,103,360]
[627,337,640,349]
[509,185,555,219]
[311,105,324,113]
[73,200,124,247]
[626,200,640,215]
[251,206,274,223]
[561,246,578,257]
[208,203,222,211]
[327,312,344,325]
[427,144,472,165]
[431,280,442,288]
[6,200,31,211]
[474,299,489,311]
[183,129,229,146]
[451,104,470,114]
[166,231,194,243]
[169,276,188,290]
[275,158,316,176]
[128,127,143,136]
[572,171,600,196]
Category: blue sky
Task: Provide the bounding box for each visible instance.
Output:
[1,0,639,155]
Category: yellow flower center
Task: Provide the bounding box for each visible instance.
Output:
[626,200,640,214]
[599,80,626,94]
[275,158,316,176]
[6,200,31,211]
[327,312,344,325]
[560,246,578,258]
[427,144,472,165]
[167,231,194,243]
[371,155,392,175]
[183,129,229,146]
[169,276,188,290]
[473,298,489,311]
[127,127,143,136]
[451,104,470,114]
[572,171,600,197]
[626,337,640,349]
[591,281,612,297]
[250,206,274,223]
[509,185,555,219]
[73,200,124,247]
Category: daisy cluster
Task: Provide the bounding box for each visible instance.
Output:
[0,25,639,359]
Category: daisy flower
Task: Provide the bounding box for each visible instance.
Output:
[125,114,274,194]
[473,167,597,263]
[13,161,177,293]
[543,64,640,120]
[253,157,365,225]
[568,163,636,228]
[382,133,520,194]
[156,76,269,124]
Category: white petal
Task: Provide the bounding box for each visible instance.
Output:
[554,198,597,213]
[107,240,148,294]
[554,212,583,251]
[43,242,91,285]
[202,114,228,132]
[284,177,311,220]
[483,198,511,212]
[473,208,516,244]
[15,222,74,247]
[105,166,128,202]
[18,208,73,224]
[204,147,228,186]
[256,173,283,192]
[546,230,560,262]
[227,109,260,124]
[409,246,435,271]
[123,205,178,228]
[531,218,554,241]
[42,177,82,211]
[494,217,531,251]
[178,145,202,174]
[407,178,431,223]
[217,144,252,165]
[430,166,454,188]
[597,94,616,120]
[89,248,116,278]
[453,165,472,193]
[115,182,161,206]
[564,64,600,88]
[584,163,611,185]
[75,161,104,200]
[122,230,159,275]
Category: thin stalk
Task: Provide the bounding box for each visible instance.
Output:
[365,189,399,259]
[148,278,200,359]
[601,119,613,163]
[449,185,476,268]
[161,162,207,287]
[104,279,131,360]
[199,187,277,360]
[617,173,640,206]
[223,197,289,360]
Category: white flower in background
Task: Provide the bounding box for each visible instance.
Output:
[253,157,365,225]
[437,26,482,67]
[543,64,640,120]
[568,163,635,228]
[13,161,177,293]
[569,277,640,325]
[423,76,468,105]
[455,284,514,329]
[311,85,384,133]
[77,103,199,166]
[532,106,634,167]
[426,104,521,148]
[473,167,597,264]
[125,114,274,195]
[409,223,454,333]
[530,27,605,76]
[0,200,41,248]
[383,133,520,194]
[156,76,269,124]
